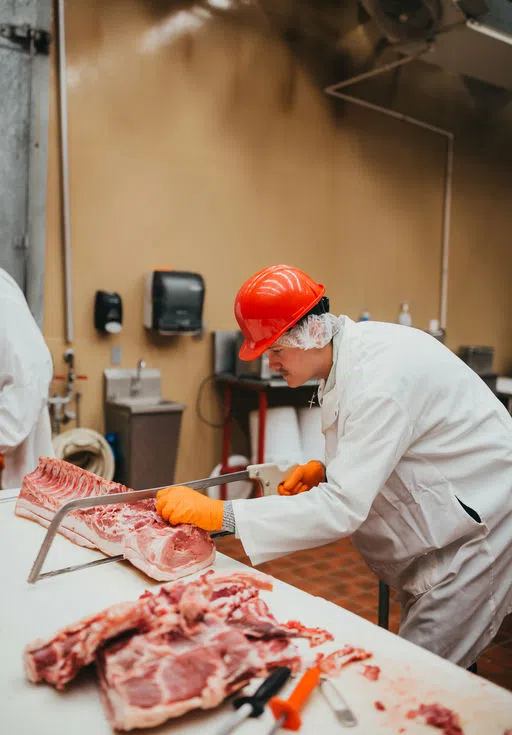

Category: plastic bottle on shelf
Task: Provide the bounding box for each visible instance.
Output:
[428,318,445,343]
[398,302,412,327]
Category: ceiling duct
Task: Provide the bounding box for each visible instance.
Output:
[360,0,512,90]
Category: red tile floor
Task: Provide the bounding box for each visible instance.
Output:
[214,535,512,692]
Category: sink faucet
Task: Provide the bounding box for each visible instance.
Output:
[130,359,146,397]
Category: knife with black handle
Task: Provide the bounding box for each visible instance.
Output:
[216,666,292,735]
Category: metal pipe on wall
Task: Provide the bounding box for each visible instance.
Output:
[440,136,453,331]
[325,57,454,332]
[56,0,74,343]
[26,0,53,329]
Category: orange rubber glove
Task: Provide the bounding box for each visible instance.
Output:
[278,460,325,496]
[155,486,224,531]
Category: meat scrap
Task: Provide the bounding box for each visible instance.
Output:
[281,619,334,647]
[316,645,373,676]
[25,571,332,731]
[375,701,386,711]
[15,457,214,581]
[407,703,464,735]
[361,664,381,681]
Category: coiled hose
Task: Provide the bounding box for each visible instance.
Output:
[52,428,115,481]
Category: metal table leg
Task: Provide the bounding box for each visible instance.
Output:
[378,581,390,629]
[220,385,232,501]
[255,391,268,497]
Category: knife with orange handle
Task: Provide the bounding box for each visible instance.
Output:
[266,665,321,733]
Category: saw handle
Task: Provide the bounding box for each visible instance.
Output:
[268,666,321,730]
[248,463,299,497]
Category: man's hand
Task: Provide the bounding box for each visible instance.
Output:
[155,486,224,531]
[278,460,325,496]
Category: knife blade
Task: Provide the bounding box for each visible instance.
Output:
[319,677,357,727]
[215,667,292,735]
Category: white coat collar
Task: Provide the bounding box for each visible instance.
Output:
[317,315,352,406]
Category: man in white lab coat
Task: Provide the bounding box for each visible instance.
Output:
[0,268,54,489]
[156,264,512,669]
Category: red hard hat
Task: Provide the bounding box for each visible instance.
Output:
[234,265,325,361]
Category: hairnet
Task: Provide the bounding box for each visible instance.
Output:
[273,313,341,350]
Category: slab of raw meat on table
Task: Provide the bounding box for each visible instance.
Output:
[25,571,333,730]
[15,457,215,581]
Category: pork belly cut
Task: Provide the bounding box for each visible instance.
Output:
[15,457,215,581]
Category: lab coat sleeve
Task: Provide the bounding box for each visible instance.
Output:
[0,320,52,453]
[232,393,413,565]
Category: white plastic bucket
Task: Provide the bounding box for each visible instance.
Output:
[249,407,304,465]
[207,455,253,500]
[298,406,325,463]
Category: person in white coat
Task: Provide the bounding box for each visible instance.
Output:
[156,264,512,669]
[0,268,54,490]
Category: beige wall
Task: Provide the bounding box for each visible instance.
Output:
[44,0,512,483]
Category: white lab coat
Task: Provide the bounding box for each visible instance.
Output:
[233,317,512,666]
[0,269,54,489]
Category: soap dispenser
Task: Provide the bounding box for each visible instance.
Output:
[94,291,123,334]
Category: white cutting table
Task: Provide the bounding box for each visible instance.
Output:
[1,489,511,735]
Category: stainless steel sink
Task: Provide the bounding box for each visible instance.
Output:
[104,366,186,414]
[104,364,187,488]
[104,366,162,403]
[108,397,185,414]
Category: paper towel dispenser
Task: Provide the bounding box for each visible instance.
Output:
[143,270,205,335]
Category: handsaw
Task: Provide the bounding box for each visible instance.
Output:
[27,462,297,584]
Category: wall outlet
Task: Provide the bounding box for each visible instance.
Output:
[111,345,122,365]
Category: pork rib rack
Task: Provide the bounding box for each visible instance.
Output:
[15,457,215,581]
